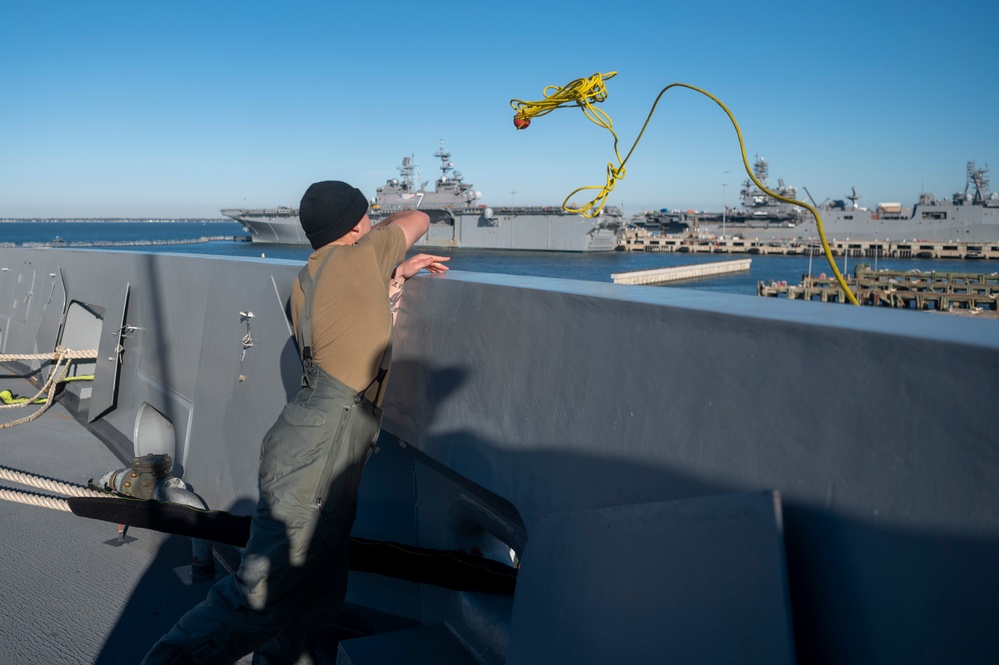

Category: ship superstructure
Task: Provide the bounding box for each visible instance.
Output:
[222,141,622,252]
[725,155,803,226]
[370,144,482,215]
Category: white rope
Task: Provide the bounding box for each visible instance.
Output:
[0,465,120,512]
[0,347,100,362]
[1,346,122,511]
[0,487,73,512]
[0,346,100,428]
[0,466,109,498]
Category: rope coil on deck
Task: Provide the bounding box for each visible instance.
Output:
[0,465,116,512]
[0,346,99,428]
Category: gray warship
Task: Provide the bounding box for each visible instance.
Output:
[726,155,803,227]
[631,156,805,236]
[222,141,623,252]
[1,240,998,662]
[697,160,999,242]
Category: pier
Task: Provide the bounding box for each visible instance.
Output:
[612,259,751,285]
[758,266,999,315]
[618,234,999,261]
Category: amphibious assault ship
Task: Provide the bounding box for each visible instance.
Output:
[697,160,999,242]
[222,142,623,252]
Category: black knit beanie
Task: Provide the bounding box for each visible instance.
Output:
[298,180,369,249]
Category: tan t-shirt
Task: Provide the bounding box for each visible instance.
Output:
[290,225,407,396]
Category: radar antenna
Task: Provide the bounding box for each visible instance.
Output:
[846,187,861,209]
[396,154,417,191]
[967,160,990,205]
[434,139,454,183]
[752,155,769,187]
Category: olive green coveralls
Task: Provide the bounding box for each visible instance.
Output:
[141,250,385,665]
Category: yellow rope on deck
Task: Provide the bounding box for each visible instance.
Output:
[1,375,94,405]
[509,72,859,305]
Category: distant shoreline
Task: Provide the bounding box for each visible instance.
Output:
[0,218,231,223]
[1,235,250,249]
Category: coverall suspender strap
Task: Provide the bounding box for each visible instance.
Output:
[295,249,393,403]
[296,248,337,366]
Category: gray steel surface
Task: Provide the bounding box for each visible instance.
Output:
[1,246,997,664]
[0,378,241,665]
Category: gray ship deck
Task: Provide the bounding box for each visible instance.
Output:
[0,377,253,664]
[3,246,998,664]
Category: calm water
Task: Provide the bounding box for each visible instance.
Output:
[2,220,992,298]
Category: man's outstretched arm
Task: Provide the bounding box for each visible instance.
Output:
[389,253,450,324]
[375,210,431,250]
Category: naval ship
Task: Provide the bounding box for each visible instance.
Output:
[697,160,999,242]
[1,239,998,662]
[222,142,623,252]
[726,155,803,227]
[628,156,809,236]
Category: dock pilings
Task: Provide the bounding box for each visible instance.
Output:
[758,266,999,314]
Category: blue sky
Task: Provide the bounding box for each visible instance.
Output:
[1,0,996,218]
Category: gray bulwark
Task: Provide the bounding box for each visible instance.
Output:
[0,247,997,664]
[508,491,795,664]
[383,271,999,665]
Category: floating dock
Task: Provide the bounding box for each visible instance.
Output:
[758,266,999,314]
[612,259,751,285]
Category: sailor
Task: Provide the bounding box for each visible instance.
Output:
[142,181,448,665]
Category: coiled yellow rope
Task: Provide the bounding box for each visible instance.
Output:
[510,72,859,305]
[510,72,621,218]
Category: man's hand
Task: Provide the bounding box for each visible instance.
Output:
[389,254,449,324]
[396,254,450,281]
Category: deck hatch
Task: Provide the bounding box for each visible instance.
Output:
[35,269,67,370]
[89,283,130,422]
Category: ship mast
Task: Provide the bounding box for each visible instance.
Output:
[397,155,418,192]
[434,139,460,185]
[753,155,769,187]
[846,187,861,209]
[967,160,990,205]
